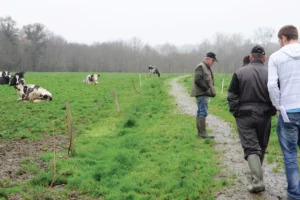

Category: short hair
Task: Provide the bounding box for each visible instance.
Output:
[243,55,250,66]
[251,53,265,61]
[278,25,298,41]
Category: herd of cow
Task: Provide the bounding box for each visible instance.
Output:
[0,71,102,103]
[0,71,53,102]
[0,66,160,103]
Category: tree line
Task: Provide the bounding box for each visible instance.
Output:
[0,16,279,74]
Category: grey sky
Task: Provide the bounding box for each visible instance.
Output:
[2,0,300,46]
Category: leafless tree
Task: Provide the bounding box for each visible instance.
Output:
[0,16,20,70]
[21,23,48,71]
[0,15,282,74]
[254,27,275,45]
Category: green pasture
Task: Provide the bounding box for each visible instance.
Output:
[0,73,225,200]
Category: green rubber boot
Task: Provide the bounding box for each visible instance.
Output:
[247,154,265,193]
[197,117,214,139]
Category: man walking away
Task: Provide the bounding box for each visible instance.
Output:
[190,52,218,139]
[228,45,276,193]
[268,25,300,200]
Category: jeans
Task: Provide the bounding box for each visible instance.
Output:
[196,96,209,117]
[277,113,300,200]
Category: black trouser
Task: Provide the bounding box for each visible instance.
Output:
[236,114,272,160]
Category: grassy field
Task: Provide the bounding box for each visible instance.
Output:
[180,74,283,171]
[0,73,226,200]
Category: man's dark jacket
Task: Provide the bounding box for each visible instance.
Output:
[227,60,276,117]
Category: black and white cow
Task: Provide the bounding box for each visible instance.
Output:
[148,65,160,77]
[14,83,52,102]
[0,71,11,85]
[10,71,25,86]
[83,74,100,84]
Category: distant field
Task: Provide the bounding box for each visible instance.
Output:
[0,73,225,199]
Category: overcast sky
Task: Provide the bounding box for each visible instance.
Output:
[1,0,300,46]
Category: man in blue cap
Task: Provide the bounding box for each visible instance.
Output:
[190,52,218,139]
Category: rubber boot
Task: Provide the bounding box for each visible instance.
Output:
[197,117,214,139]
[247,154,265,193]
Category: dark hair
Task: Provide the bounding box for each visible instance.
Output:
[278,25,298,41]
[243,55,250,66]
[251,53,265,60]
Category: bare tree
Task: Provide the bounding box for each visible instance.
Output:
[41,33,67,71]
[0,16,20,70]
[21,23,48,71]
[155,43,178,55]
[254,27,275,45]
[0,15,283,74]
[0,16,19,44]
[129,37,143,71]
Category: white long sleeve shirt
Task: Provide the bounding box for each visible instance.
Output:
[268,43,300,110]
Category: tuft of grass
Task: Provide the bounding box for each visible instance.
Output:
[123,118,137,128]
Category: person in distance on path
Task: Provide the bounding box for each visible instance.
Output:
[190,52,218,139]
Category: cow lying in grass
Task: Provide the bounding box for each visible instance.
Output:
[83,74,100,84]
[10,71,25,86]
[148,65,160,77]
[0,71,11,85]
[14,83,52,102]
[0,71,25,86]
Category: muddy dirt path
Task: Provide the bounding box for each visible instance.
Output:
[168,75,287,200]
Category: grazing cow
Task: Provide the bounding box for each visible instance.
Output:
[10,71,25,86]
[14,83,52,102]
[148,65,160,77]
[0,71,11,85]
[83,74,100,84]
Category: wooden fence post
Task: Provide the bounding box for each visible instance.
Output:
[112,90,120,112]
[65,100,75,156]
[133,79,137,93]
[48,143,56,188]
[139,74,142,86]
[48,121,57,189]
[221,79,224,94]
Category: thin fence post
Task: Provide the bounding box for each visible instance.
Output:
[48,121,57,189]
[221,79,224,94]
[48,143,56,188]
[112,90,120,112]
[65,100,75,156]
[139,74,142,86]
[133,79,137,93]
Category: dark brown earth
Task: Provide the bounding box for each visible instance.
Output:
[169,75,288,200]
[0,135,69,181]
[0,135,70,199]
